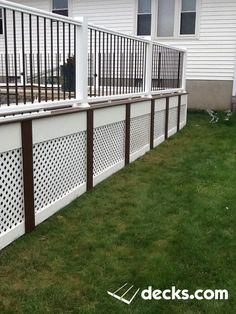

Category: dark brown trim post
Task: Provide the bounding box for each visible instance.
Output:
[177,95,181,132]
[21,120,35,233]
[87,109,94,191]
[150,99,155,149]
[125,103,131,165]
[165,97,169,140]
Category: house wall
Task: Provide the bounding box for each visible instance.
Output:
[71,0,236,109]
[158,0,236,109]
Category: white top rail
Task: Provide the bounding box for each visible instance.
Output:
[0,0,82,25]
[152,41,187,53]
[88,23,187,53]
[88,23,150,44]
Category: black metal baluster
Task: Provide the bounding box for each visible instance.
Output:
[113,35,116,95]
[109,33,112,96]
[90,28,92,97]
[74,25,76,98]
[102,31,105,96]
[134,40,137,93]
[44,18,48,102]
[94,29,97,97]
[143,42,146,92]
[29,14,34,103]
[131,39,135,93]
[98,31,101,96]
[13,10,18,105]
[57,21,60,100]
[106,32,109,96]
[51,19,54,101]
[4,9,9,106]
[125,37,128,94]
[155,46,158,91]
[128,39,131,94]
[68,23,71,99]
[63,22,66,100]
[21,12,27,104]
[137,41,140,92]
[128,38,131,94]
[158,51,161,90]
[120,36,123,95]
[167,48,171,89]
[177,51,181,88]
[37,16,41,102]
[116,35,119,95]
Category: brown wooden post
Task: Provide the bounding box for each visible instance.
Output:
[87,109,94,191]
[21,120,35,233]
[150,98,155,149]
[177,94,181,132]
[125,103,131,165]
[165,97,169,140]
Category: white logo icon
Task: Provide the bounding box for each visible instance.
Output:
[107,283,140,305]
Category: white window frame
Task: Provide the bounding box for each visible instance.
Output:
[178,0,199,37]
[135,0,200,40]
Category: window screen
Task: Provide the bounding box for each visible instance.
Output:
[137,0,151,36]
[180,0,196,35]
[52,0,68,17]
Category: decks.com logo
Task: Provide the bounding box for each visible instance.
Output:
[141,286,229,301]
[107,284,229,305]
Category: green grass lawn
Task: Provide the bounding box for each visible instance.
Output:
[0,111,236,314]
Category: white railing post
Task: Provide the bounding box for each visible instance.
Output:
[144,40,153,98]
[74,17,90,107]
[181,49,187,91]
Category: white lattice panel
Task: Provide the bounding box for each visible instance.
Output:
[168,107,178,131]
[180,104,186,123]
[154,110,165,139]
[0,149,24,234]
[130,114,150,154]
[33,132,87,213]
[93,121,125,176]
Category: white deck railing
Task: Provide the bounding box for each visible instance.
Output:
[0,0,187,117]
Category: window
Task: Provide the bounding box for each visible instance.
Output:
[52,0,68,17]
[138,0,198,38]
[180,0,196,35]
[0,9,3,35]
[157,0,175,37]
[137,0,152,36]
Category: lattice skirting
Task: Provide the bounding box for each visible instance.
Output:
[0,96,187,250]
